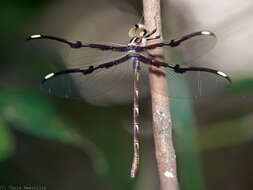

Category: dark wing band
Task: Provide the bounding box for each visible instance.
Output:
[173,65,231,83]
[42,54,131,84]
[26,34,129,52]
[133,53,231,83]
[141,30,216,50]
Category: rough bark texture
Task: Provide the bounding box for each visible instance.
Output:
[143,0,179,189]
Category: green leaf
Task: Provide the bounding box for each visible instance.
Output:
[228,77,253,94]
[0,91,79,142]
[0,119,15,161]
[198,114,253,150]
[0,90,108,175]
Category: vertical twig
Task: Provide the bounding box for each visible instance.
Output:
[142,0,179,189]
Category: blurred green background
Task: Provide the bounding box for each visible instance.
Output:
[0,0,253,190]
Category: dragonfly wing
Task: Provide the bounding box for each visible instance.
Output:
[27,34,128,52]
[41,54,134,103]
[163,31,230,99]
[161,30,217,64]
[137,54,231,99]
[27,37,137,103]
[165,67,231,99]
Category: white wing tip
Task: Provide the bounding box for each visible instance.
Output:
[201,31,211,35]
[217,71,227,77]
[44,73,55,80]
[30,34,42,39]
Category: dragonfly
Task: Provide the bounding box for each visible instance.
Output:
[26,22,231,178]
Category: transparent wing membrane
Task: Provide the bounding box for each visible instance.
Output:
[27,35,135,102]
[41,57,152,103]
[141,31,230,99]
[165,69,230,99]
[163,31,217,64]
[41,53,132,100]
[138,63,230,99]
[41,71,82,99]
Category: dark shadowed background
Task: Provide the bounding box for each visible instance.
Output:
[0,0,253,190]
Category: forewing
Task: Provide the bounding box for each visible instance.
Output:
[27,38,132,102]
[163,30,217,64]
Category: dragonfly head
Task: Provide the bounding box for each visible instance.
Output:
[129,24,148,45]
[129,24,147,38]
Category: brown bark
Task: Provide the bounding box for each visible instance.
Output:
[143,0,179,189]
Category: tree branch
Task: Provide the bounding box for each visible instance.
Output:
[142,0,179,189]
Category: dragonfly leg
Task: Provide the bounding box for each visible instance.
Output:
[145,28,157,38]
[147,35,161,41]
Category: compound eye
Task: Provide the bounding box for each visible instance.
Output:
[143,29,147,36]
[135,24,139,29]
[129,27,137,38]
